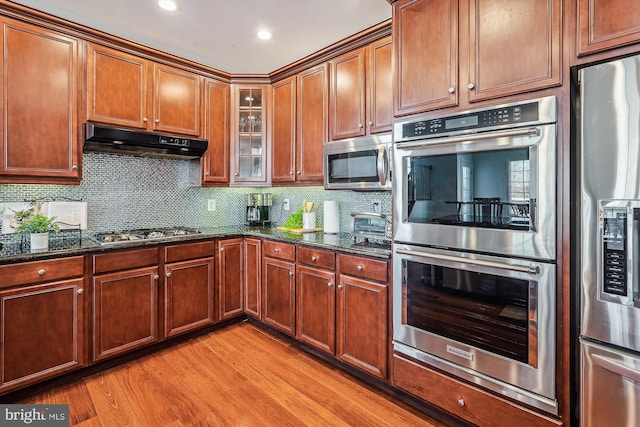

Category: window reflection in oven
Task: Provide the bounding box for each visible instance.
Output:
[404,259,531,364]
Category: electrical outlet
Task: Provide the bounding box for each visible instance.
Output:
[372,200,382,214]
[207,199,216,211]
[283,198,290,211]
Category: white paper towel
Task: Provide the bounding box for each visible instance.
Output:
[323,200,339,234]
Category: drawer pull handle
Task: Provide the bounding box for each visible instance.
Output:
[38,269,46,276]
[274,248,280,253]
[311,256,317,262]
[77,289,84,295]
[457,398,465,407]
[357,265,363,271]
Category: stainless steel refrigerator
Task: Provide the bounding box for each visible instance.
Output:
[579,54,640,426]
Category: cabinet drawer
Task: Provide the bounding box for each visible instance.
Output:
[338,254,387,282]
[92,247,158,274]
[297,246,335,270]
[164,240,215,263]
[263,240,295,261]
[0,256,84,288]
[392,354,561,427]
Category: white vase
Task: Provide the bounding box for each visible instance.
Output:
[30,232,49,252]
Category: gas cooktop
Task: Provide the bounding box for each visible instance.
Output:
[90,227,201,244]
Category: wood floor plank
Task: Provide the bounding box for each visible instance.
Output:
[84,370,143,427]
[46,382,97,425]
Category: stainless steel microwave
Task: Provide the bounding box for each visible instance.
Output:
[323,134,392,191]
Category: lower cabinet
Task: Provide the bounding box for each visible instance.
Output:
[262,240,296,336]
[244,237,262,319]
[0,256,85,393]
[92,247,160,361]
[164,241,215,336]
[217,238,244,320]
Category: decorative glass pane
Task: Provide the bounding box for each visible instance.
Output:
[239,112,251,132]
[251,135,262,155]
[239,90,252,108]
[239,135,251,155]
[239,157,250,176]
[251,157,261,177]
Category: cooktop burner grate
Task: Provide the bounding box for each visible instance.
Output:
[91,227,201,244]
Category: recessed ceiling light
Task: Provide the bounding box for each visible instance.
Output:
[158,0,179,11]
[257,30,272,40]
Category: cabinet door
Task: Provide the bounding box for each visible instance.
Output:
[367,37,393,134]
[244,238,262,319]
[296,64,327,183]
[93,266,159,361]
[86,43,149,130]
[218,238,244,320]
[272,76,296,183]
[0,19,80,182]
[337,275,388,378]
[330,48,366,140]
[202,78,230,184]
[152,63,202,136]
[578,0,640,55]
[465,0,562,102]
[164,257,214,337]
[296,265,336,355]
[262,257,296,336]
[393,0,458,116]
[0,279,84,393]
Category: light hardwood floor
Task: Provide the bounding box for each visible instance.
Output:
[18,322,446,426]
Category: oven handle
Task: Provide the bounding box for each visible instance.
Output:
[592,353,640,383]
[395,127,540,150]
[395,249,540,275]
[377,144,388,186]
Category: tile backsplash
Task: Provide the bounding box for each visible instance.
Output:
[0,152,391,234]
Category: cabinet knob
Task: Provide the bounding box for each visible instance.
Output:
[359,123,363,128]
[297,171,301,175]
[166,272,172,277]
[274,248,280,253]
[72,165,78,171]
[467,83,475,90]
[154,275,160,280]
[311,255,317,262]
[220,247,225,252]
[234,172,239,176]
[143,117,148,122]
[338,285,343,290]
[357,265,363,271]
[289,271,294,276]
[38,269,46,276]
[289,171,293,175]
[457,398,465,407]
[77,289,84,295]
[154,118,160,123]
[368,121,373,126]
[448,86,455,93]
[328,282,333,287]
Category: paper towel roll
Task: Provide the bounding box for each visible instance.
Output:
[323,200,339,234]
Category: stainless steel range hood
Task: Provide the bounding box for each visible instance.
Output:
[83,123,208,159]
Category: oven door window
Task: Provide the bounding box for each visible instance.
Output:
[328,150,379,183]
[404,259,532,364]
[406,147,533,230]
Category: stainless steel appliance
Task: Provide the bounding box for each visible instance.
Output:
[90,227,201,244]
[84,123,208,159]
[393,96,557,260]
[392,96,559,414]
[323,134,392,191]
[246,193,272,226]
[579,54,640,426]
[351,211,391,242]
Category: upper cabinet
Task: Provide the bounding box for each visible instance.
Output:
[329,36,392,140]
[577,0,640,56]
[0,18,81,184]
[393,0,562,116]
[230,84,271,186]
[200,78,230,185]
[272,64,328,185]
[86,43,203,137]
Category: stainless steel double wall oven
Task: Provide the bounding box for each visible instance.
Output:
[391,96,558,414]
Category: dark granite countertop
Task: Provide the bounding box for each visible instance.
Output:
[0,226,391,265]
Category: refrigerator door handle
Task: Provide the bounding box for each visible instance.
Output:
[592,353,640,383]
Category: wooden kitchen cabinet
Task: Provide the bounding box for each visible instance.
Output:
[230,84,271,186]
[0,18,80,183]
[86,43,202,137]
[329,36,392,140]
[217,238,244,320]
[296,246,336,355]
[0,257,84,393]
[244,237,262,319]
[163,241,215,337]
[271,64,327,185]
[393,0,561,116]
[199,78,230,185]
[91,248,159,361]
[337,254,388,379]
[577,0,640,56]
[262,240,296,336]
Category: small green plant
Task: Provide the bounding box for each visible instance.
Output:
[281,206,304,229]
[14,214,60,236]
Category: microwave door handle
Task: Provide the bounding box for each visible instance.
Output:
[377,145,388,186]
[395,249,540,275]
[395,127,540,150]
[592,354,640,383]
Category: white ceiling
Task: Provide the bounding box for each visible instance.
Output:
[10,0,392,75]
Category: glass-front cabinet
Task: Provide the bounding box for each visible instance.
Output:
[230,84,271,186]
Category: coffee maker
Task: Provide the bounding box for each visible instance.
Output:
[246,193,272,226]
